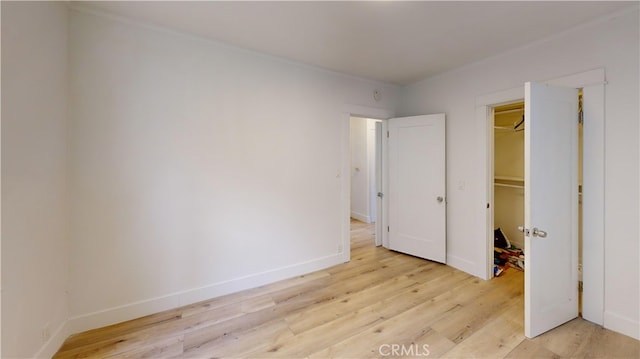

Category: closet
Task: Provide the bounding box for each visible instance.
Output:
[493,102,526,275]
[493,95,584,283]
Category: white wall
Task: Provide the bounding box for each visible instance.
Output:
[67,8,397,332]
[1,2,70,358]
[398,7,639,339]
[2,3,636,356]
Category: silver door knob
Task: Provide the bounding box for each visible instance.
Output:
[437,196,444,203]
[532,227,547,238]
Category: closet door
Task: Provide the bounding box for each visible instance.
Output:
[524,82,579,338]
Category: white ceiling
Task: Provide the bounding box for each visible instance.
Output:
[74,1,635,85]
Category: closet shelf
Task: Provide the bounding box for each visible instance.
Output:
[495,182,524,189]
[495,176,524,182]
[494,179,584,195]
[494,176,524,189]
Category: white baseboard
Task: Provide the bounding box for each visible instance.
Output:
[350,212,371,223]
[65,253,344,339]
[604,310,640,340]
[447,254,484,279]
[34,320,72,359]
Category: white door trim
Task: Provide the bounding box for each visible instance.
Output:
[382,119,390,248]
[475,68,605,325]
[342,105,393,263]
[374,121,383,246]
[580,84,605,325]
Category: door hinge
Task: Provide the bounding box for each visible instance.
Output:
[387,131,389,138]
[578,281,583,292]
[387,226,390,232]
[578,111,584,124]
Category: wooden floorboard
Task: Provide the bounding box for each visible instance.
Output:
[54,220,639,358]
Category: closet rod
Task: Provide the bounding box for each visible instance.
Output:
[494,108,523,115]
[495,115,525,132]
[494,126,524,132]
[494,182,584,196]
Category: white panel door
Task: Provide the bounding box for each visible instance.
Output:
[387,114,446,263]
[524,82,579,338]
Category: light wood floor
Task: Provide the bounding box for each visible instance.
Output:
[55,220,639,358]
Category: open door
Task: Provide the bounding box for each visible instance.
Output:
[524,82,579,338]
[386,114,446,263]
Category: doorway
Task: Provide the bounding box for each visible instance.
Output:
[478,71,605,326]
[492,101,526,276]
[341,106,392,264]
[491,95,584,288]
[490,91,583,337]
[349,117,380,226]
[350,116,382,248]
[347,112,447,259]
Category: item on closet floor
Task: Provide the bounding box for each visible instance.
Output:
[494,227,511,249]
[494,265,504,277]
[494,245,525,271]
[507,262,524,271]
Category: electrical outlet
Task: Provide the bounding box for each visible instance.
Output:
[42,323,51,343]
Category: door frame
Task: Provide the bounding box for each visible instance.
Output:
[374,120,383,246]
[475,68,606,325]
[342,105,393,263]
